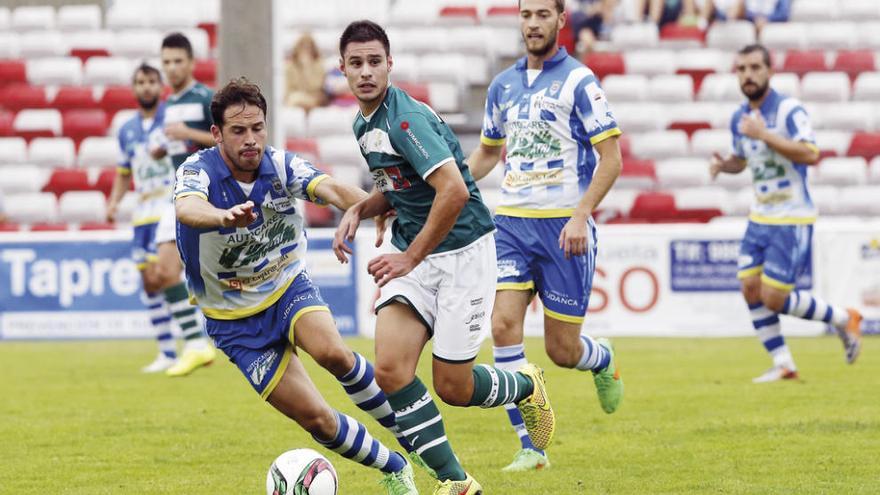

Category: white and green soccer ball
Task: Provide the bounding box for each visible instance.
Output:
[266,449,338,495]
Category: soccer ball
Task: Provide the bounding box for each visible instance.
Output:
[266,449,338,495]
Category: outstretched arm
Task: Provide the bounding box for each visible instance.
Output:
[466,142,503,181]
[176,196,257,229]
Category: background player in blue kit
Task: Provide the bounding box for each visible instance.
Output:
[467,0,625,472]
[709,44,863,383]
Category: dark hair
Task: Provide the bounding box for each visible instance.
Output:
[132,62,161,84]
[737,43,772,67]
[161,32,193,59]
[211,77,268,128]
[339,20,390,56]
[519,0,565,14]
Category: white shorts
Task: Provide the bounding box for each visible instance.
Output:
[374,233,497,363]
[155,201,177,245]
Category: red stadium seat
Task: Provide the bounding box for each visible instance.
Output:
[53,86,97,112]
[674,208,723,223]
[0,60,27,87]
[69,48,111,63]
[438,6,479,24]
[285,137,320,163]
[630,191,677,222]
[618,158,656,189]
[198,22,218,50]
[30,222,69,232]
[62,109,108,147]
[832,50,876,81]
[618,133,632,158]
[194,59,217,88]
[99,85,138,115]
[583,52,625,79]
[396,81,431,106]
[668,121,711,137]
[42,168,91,197]
[660,24,705,43]
[0,222,21,232]
[0,84,49,112]
[79,221,116,231]
[847,132,880,160]
[675,68,714,93]
[93,167,123,197]
[0,111,13,137]
[781,50,826,76]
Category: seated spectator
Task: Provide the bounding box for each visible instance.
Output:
[743,0,791,33]
[569,0,618,55]
[637,0,699,28]
[285,33,328,112]
[698,0,743,25]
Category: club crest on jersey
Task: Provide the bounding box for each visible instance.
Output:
[270,177,283,194]
[549,80,562,97]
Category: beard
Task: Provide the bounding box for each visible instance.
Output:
[524,30,558,58]
[741,80,769,101]
[137,95,159,110]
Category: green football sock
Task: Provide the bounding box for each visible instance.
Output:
[468,364,534,408]
[163,282,204,341]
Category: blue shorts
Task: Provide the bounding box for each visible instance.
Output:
[205,271,329,399]
[132,222,159,269]
[494,215,597,324]
[737,221,813,290]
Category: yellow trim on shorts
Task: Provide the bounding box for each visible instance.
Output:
[480,134,505,146]
[589,127,622,145]
[543,307,585,324]
[136,262,147,270]
[748,214,816,225]
[286,306,331,345]
[497,281,535,292]
[201,276,297,320]
[761,274,795,291]
[260,344,293,400]
[737,266,763,279]
[495,207,575,218]
[306,174,330,203]
[136,254,159,270]
[175,191,208,201]
[116,166,131,175]
[802,141,819,155]
[132,216,161,226]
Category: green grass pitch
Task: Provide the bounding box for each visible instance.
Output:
[1,337,878,494]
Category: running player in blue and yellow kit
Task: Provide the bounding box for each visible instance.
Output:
[107,63,181,373]
[174,79,418,494]
[467,0,624,472]
[710,44,863,383]
[332,20,555,495]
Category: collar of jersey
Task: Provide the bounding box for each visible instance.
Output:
[169,80,199,101]
[743,87,780,117]
[210,146,277,180]
[515,46,568,72]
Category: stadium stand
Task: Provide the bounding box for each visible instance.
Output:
[3,1,880,230]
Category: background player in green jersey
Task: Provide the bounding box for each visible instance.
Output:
[333,20,556,495]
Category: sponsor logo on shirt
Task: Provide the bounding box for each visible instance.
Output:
[502,168,565,188]
[404,127,430,159]
[371,166,412,193]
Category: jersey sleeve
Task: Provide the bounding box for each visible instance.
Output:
[284,151,328,203]
[480,78,506,146]
[116,130,132,175]
[574,76,622,146]
[730,111,745,159]
[174,159,210,201]
[388,112,455,179]
[784,104,816,146]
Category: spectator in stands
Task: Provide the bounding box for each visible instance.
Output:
[697,0,743,24]
[568,0,618,55]
[742,0,791,34]
[285,33,329,112]
[637,0,699,28]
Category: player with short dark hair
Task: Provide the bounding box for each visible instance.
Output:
[174,78,418,495]
[334,19,556,495]
[467,0,625,472]
[709,43,863,382]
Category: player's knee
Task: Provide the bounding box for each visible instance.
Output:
[142,274,162,294]
[761,291,787,313]
[374,361,408,393]
[433,378,470,407]
[545,344,578,368]
[298,407,337,440]
[312,346,354,378]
